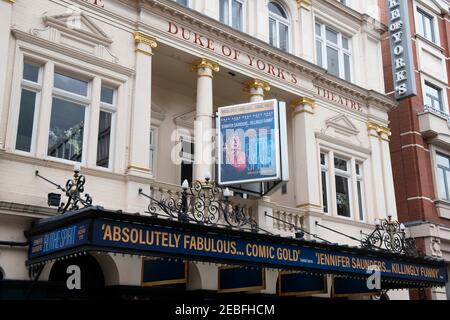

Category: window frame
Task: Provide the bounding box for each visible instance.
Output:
[333,155,353,219]
[268,1,291,52]
[47,70,92,165]
[424,81,444,112]
[315,22,353,82]
[320,152,331,214]
[320,149,366,221]
[96,84,117,170]
[14,61,43,155]
[436,152,450,201]
[219,0,246,32]
[416,7,437,44]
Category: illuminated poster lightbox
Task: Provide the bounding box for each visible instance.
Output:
[218,99,282,186]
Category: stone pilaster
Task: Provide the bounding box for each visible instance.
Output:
[291,97,321,211]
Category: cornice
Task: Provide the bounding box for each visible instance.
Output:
[137,0,396,112]
[11,28,135,78]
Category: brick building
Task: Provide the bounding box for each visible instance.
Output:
[380,0,450,299]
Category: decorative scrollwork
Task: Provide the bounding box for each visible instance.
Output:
[35,166,93,214]
[361,215,420,256]
[58,168,93,214]
[139,178,257,231]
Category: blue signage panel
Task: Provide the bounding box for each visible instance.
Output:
[28,220,90,259]
[142,258,187,286]
[333,277,379,298]
[279,272,327,296]
[90,219,448,284]
[218,100,281,185]
[218,267,265,293]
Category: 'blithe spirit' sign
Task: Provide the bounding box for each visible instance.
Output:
[217,100,281,186]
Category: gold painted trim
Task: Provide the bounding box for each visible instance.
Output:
[3,0,15,3]
[290,97,316,109]
[135,48,154,56]
[141,258,189,287]
[217,266,266,294]
[128,164,151,172]
[133,32,157,49]
[244,79,271,92]
[297,0,311,10]
[278,272,328,297]
[191,58,220,73]
[367,121,392,137]
[296,203,322,209]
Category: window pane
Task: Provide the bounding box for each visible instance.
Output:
[344,54,351,81]
[176,0,188,6]
[356,163,360,175]
[48,98,85,162]
[101,87,114,104]
[445,170,450,200]
[316,40,323,67]
[23,63,40,82]
[279,23,289,51]
[220,0,229,24]
[97,111,112,168]
[357,180,364,220]
[268,2,287,19]
[326,46,339,77]
[334,157,347,171]
[342,37,349,50]
[437,168,447,199]
[322,171,328,213]
[335,175,350,217]
[232,0,243,30]
[315,23,322,36]
[437,154,450,168]
[269,18,277,46]
[54,73,88,96]
[16,90,37,152]
[326,28,338,44]
[320,153,326,166]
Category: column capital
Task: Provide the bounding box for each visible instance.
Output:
[244,79,271,93]
[367,121,392,141]
[3,0,15,3]
[191,58,220,73]
[297,0,311,10]
[290,97,316,115]
[133,32,157,49]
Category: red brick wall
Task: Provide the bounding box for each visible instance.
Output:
[380,0,450,225]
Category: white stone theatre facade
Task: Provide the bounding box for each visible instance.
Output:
[0,0,447,300]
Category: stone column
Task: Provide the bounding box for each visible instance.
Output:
[0,0,14,149]
[291,97,322,211]
[126,32,157,213]
[367,122,388,221]
[191,58,219,182]
[244,79,270,103]
[128,32,157,177]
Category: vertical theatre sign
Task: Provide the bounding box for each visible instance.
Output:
[387,0,417,100]
[218,100,287,186]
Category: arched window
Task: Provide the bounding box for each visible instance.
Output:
[268,1,290,52]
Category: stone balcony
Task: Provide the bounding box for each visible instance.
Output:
[418,105,450,148]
